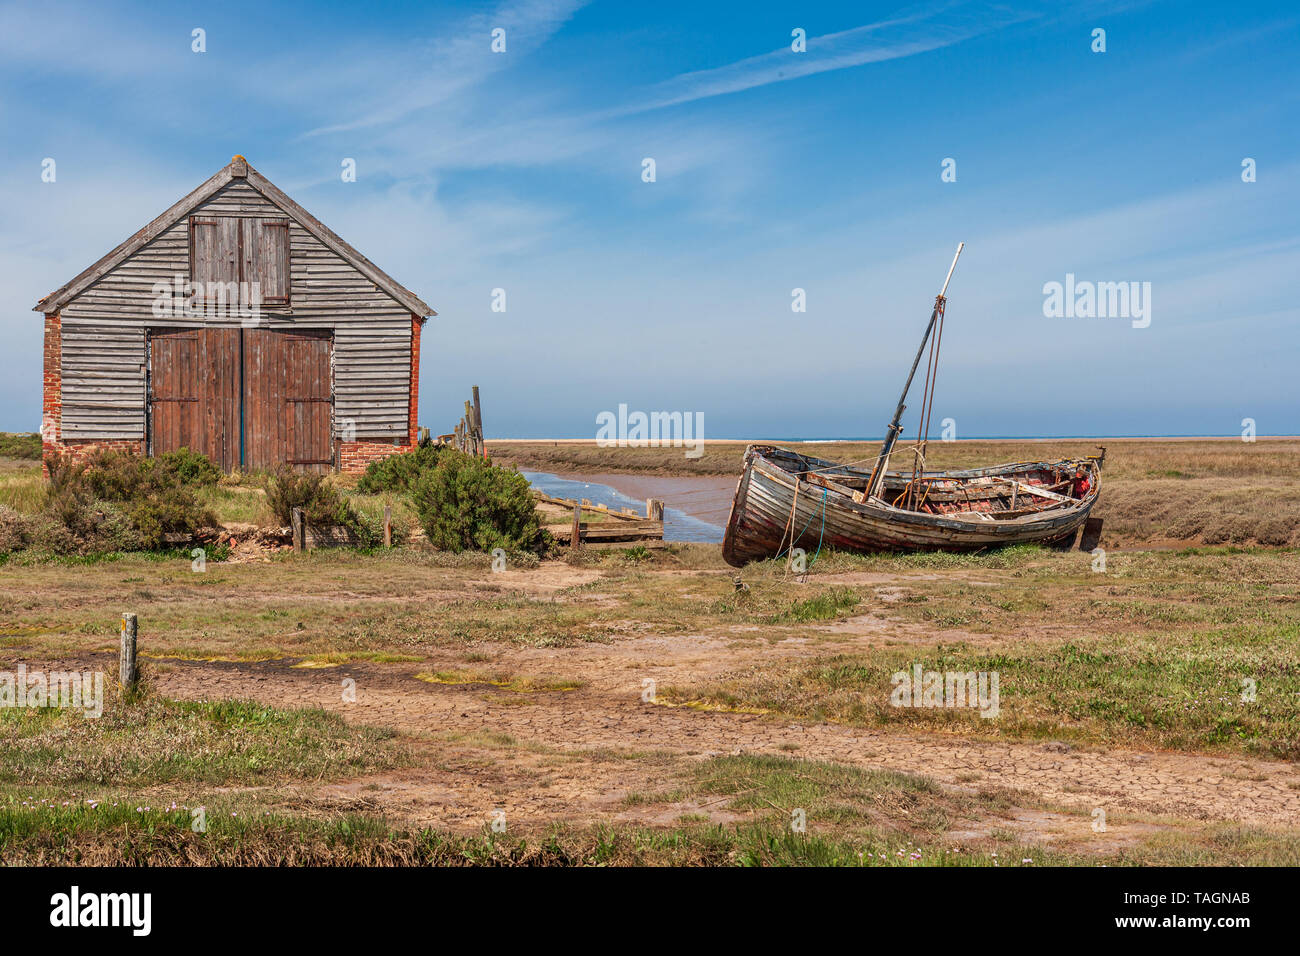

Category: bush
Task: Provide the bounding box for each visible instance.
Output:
[410,451,541,553]
[0,507,80,556]
[41,450,217,552]
[356,444,443,494]
[266,468,344,526]
[159,447,221,486]
[0,506,31,553]
[265,468,379,547]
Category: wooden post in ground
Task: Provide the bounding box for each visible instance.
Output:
[464,401,476,456]
[472,386,484,459]
[119,613,138,690]
[291,507,305,552]
[383,506,392,548]
[646,498,665,521]
[571,503,582,548]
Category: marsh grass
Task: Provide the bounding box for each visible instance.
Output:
[4,797,1296,865]
[10,751,1290,866]
[0,684,405,787]
[767,587,859,623]
[489,437,1300,481]
[0,462,45,513]
[662,629,1300,757]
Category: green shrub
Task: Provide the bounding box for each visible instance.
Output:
[159,447,221,485]
[266,468,379,547]
[410,451,541,553]
[0,433,42,460]
[266,468,342,526]
[356,444,444,494]
[40,450,217,552]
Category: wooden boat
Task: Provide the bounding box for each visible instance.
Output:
[722,243,1104,566]
[721,444,1102,566]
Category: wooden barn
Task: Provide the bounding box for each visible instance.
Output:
[35,156,434,473]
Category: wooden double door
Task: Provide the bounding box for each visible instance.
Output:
[149,328,333,472]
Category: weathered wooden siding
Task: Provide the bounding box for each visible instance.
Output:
[58,180,412,441]
[59,324,147,439]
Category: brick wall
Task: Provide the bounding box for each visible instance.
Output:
[41,312,61,460]
[50,439,147,463]
[409,313,421,445]
[339,440,413,474]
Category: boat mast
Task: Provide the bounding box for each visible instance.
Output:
[865,242,964,500]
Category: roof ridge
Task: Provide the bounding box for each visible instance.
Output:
[35,157,434,319]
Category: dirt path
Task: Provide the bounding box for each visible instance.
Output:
[28,642,1299,830]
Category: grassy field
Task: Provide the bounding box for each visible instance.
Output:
[2,438,1299,865]
[2,538,1299,864]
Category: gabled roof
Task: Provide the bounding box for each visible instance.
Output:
[34,156,435,318]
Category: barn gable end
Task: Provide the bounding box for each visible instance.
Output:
[35,157,434,471]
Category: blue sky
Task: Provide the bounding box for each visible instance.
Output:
[2,0,1296,438]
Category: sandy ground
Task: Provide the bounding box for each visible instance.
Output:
[21,558,1299,835]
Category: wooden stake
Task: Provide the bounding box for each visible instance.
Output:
[472,385,484,459]
[119,613,138,690]
[291,507,305,552]
[383,505,392,548]
[571,504,582,548]
[646,498,664,521]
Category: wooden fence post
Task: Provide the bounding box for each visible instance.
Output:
[472,385,484,459]
[291,507,305,552]
[570,504,582,548]
[120,613,138,690]
[383,505,392,548]
[464,401,476,456]
[646,498,664,521]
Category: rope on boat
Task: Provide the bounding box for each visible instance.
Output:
[775,487,829,572]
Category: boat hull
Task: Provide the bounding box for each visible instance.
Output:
[722,445,1100,566]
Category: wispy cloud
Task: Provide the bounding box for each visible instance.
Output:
[303,0,589,137]
[617,2,1037,115]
